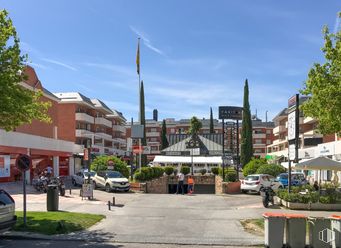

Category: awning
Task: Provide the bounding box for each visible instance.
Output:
[153,155,222,164]
[295,156,341,171]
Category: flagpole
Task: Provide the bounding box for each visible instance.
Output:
[137,37,142,172]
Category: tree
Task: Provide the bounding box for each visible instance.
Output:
[161,119,169,150]
[300,18,341,135]
[0,10,51,131]
[209,107,214,133]
[242,158,267,177]
[90,155,129,178]
[139,80,147,165]
[240,79,253,167]
[188,116,202,135]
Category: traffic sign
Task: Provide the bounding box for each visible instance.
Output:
[16,154,31,171]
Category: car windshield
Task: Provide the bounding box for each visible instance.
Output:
[84,172,96,177]
[245,176,259,181]
[278,174,288,179]
[106,171,124,178]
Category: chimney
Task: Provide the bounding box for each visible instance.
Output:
[153,109,158,122]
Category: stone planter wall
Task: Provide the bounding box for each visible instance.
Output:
[215,176,241,194]
[225,181,241,194]
[278,197,341,210]
[143,176,169,194]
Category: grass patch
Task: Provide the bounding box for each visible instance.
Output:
[240,218,264,236]
[14,211,105,235]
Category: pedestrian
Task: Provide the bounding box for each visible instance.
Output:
[176,171,185,195]
[46,165,53,178]
[313,181,319,191]
[187,175,194,194]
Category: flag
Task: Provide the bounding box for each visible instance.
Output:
[136,38,140,75]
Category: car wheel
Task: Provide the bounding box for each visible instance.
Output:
[241,190,247,194]
[105,184,111,193]
[124,189,130,193]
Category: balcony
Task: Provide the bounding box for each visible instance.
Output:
[146,132,160,137]
[303,117,316,124]
[303,129,323,138]
[75,129,94,138]
[113,125,126,133]
[254,143,266,147]
[272,137,287,145]
[113,137,126,145]
[75,113,94,124]
[253,133,266,139]
[95,132,112,141]
[95,117,112,128]
[273,125,286,135]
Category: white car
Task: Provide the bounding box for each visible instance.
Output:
[0,189,16,232]
[93,171,130,192]
[72,171,96,186]
[240,174,283,194]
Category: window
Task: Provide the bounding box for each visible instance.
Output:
[0,190,14,205]
[255,139,262,144]
[266,130,271,134]
[150,128,157,132]
[266,139,271,144]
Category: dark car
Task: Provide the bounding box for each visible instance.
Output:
[0,189,16,232]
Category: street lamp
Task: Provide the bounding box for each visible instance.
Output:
[185,134,201,175]
[222,155,230,181]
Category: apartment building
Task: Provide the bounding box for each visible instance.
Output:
[126,113,274,161]
[0,66,83,182]
[53,93,127,158]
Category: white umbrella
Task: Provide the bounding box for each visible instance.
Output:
[294,156,341,171]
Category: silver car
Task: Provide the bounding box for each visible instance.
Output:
[0,189,16,232]
[72,171,96,186]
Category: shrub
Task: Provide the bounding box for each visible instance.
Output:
[164,166,174,176]
[134,166,165,182]
[90,155,129,178]
[226,169,237,182]
[200,169,207,175]
[211,167,219,175]
[243,158,267,177]
[255,164,286,177]
[134,171,145,181]
[180,166,190,175]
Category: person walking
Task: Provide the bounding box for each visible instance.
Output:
[176,171,185,194]
[187,175,194,194]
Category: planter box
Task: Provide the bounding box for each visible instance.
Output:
[225,181,241,194]
[280,198,341,210]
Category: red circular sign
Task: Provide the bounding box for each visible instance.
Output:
[16,154,32,171]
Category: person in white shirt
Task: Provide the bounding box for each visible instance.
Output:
[176,172,185,195]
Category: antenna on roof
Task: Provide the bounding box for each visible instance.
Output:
[265,110,268,123]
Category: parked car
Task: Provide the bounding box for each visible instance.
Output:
[72,170,96,186]
[276,172,307,187]
[93,171,130,192]
[0,189,16,232]
[241,174,283,194]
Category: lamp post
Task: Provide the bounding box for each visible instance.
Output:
[185,134,201,176]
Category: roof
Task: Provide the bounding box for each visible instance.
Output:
[53,92,94,107]
[42,88,60,101]
[162,134,223,156]
[91,99,113,114]
[168,133,223,146]
[107,109,127,122]
[295,157,341,171]
[153,155,223,164]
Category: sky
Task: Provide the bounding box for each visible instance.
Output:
[1,1,340,122]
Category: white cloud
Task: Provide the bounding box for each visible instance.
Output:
[41,58,77,71]
[83,62,135,77]
[27,62,49,70]
[129,25,165,56]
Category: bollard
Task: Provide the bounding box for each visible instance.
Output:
[108,200,111,210]
[69,187,72,195]
[112,197,115,206]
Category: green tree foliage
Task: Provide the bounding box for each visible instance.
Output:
[139,81,147,165]
[134,167,164,182]
[161,119,169,150]
[164,166,174,175]
[200,168,207,175]
[211,167,219,175]
[300,18,341,135]
[188,116,202,135]
[209,107,214,133]
[90,155,129,178]
[256,164,286,177]
[218,167,237,182]
[0,10,51,131]
[240,79,253,167]
[242,158,267,177]
[180,166,190,175]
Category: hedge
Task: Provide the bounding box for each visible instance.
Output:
[134,166,165,182]
[200,169,207,175]
[164,166,174,176]
[211,167,219,175]
[90,155,129,178]
[255,164,286,177]
[180,166,190,175]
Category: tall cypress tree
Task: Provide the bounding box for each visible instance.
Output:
[140,81,147,165]
[161,119,169,150]
[240,79,253,167]
[209,107,214,133]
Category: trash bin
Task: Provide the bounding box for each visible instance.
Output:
[308,217,331,248]
[47,184,59,211]
[263,212,285,248]
[330,215,341,248]
[285,214,307,248]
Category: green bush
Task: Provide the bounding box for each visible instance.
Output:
[134,167,165,182]
[200,169,207,175]
[255,164,286,177]
[226,169,237,182]
[90,155,129,178]
[164,166,174,176]
[243,158,267,177]
[211,167,219,175]
[180,166,190,175]
[134,171,145,181]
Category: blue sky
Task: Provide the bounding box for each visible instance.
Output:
[2,1,340,121]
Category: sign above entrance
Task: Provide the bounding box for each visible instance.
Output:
[218,106,243,120]
[16,154,31,171]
